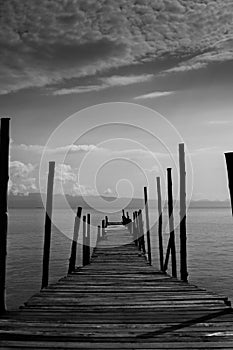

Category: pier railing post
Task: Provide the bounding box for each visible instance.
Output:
[86,214,91,265]
[144,187,152,265]
[156,177,164,271]
[82,216,87,266]
[68,207,82,274]
[105,216,108,228]
[179,144,188,282]
[225,152,233,216]
[0,118,10,313]
[41,161,55,289]
[135,211,141,250]
[133,212,137,246]
[138,209,146,254]
[97,225,101,241]
[167,168,177,278]
[102,219,106,238]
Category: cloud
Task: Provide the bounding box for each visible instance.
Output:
[134,91,175,100]
[53,74,153,95]
[55,163,77,183]
[206,120,233,126]
[9,161,37,195]
[1,0,233,94]
[102,74,153,87]
[162,62,207,74]
[13,143,100,155]
[191,146,222,156]
[54,163,97,196]
[103,188,114,195]
[53,85,105,96]
[162,37,233,75]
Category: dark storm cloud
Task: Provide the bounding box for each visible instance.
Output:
[1,0,233,94]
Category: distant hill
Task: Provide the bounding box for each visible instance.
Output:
[8,193,231,210]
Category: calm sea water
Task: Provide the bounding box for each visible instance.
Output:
[7,207,233,310]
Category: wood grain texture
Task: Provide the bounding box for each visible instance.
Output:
[0,224,232,349]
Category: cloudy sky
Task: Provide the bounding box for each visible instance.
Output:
[1,0,233,200]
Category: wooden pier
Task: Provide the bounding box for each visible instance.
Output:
[1,118,233,349]
[0,224,233,349]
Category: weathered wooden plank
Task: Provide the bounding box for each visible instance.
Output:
[2,341,233,349]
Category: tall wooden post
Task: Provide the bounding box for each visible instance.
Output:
[68,207,82,274]
[86,214,91,265]
[156,177,164,271]
[179,144,188,282]
[144,187,152,265]
[138,209,146,254]
[0,118,10,313]
[82,216,87,266]
[102,219,106,238]
[167,168,177,278]
[41,161,55,289]
[97,225,101,242]
[133,212,137,245]
[105,216,108,227]
[135,211,140,250]
[225,152,233,216]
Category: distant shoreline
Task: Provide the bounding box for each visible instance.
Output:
[8,193,231,210]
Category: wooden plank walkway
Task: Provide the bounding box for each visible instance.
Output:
[0,224,233,349]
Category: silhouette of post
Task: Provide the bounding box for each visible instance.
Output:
[86,214,91,265]
[225,152,233,216]
[179,144,188,282]
[138,209,146,254]
[144,187,152,265]
[167,168,177,278]
[105,216,108,227]
[133,212,137,246]
[156,177,164,271]
[0,118,10,313]
[102,219,106,238]
[82,216,87,266]
[68,207,82,274]
[41,161,55,289]
[97,225,101,241]
[135,211,140,250]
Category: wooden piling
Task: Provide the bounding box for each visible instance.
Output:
[86,214,91,265]
[127,212,132,235]
[133,211,138,246]
[163,238,171,273]
[0,118,10,313]
[144,187,152,265]
[41,161,55,289]
[167,168,177,278]
[68,207,82,274]
[179,143,188,282]
[82,216,87,266]
[138,209,146,254]
[225,152,233,216]
[135,211,140,250]
[102,220,106,238]
[97,225,101,241]
[156,177,164,271]
[105,216,108,227]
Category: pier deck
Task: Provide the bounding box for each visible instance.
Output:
[0,224,233,349]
